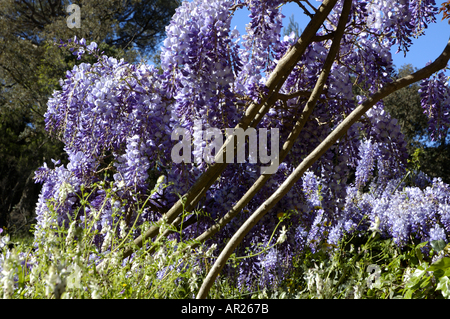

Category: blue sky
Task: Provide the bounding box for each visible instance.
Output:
[226,0,450,73]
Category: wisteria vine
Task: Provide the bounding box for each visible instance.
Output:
[24,0,450,294]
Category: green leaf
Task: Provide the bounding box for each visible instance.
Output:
[17,265,25,289]
[431,239,446,253]
[436,276,450,299]
[420,276,431,289]
[428,257,450,272]
[405,268,427,289]
[415,242,427,262]
[415,249,423,263]
[444,268,450,277]
[403,289,413,299]
[433,269,445,279]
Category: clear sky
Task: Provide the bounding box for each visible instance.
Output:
[226,0,450,73]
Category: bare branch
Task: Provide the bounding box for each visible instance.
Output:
[277,90,312,101]
[313,32,335,42]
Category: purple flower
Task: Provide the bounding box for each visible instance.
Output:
[87,41,98,52]
[420,71,450,141]
[355,139,377,189]
[430,225,446,243]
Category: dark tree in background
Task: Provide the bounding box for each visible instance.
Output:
[384,65,428,148]
[384,64,450,184]
[382,1,450,184]
[283,14,301,38]
[0,0,180,234]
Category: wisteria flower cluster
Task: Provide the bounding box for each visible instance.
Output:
[420,69,450,142]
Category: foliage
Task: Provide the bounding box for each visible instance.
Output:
[0,105,66,234]
[2,203,450,299]
[440,0,450,23]
[0,181,207,299]
[283,14,301,39]
[401,239,450,299]
[280,231,450,299]
[0,180,289,299]
[384,65,429,146]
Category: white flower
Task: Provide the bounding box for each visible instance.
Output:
[116,179,126,189]
[101,224,112,252]
[1,257,15,299]
[315,272,323,297]
[205,244,217,257]
[30,263,41,286]
[403,267,413,283]
[0,234,10,250]
[58,181,74,204]
[119,219,127,239]
[66,220,77,246]
[304,266,317,293]
[188,265,200,292]
[45,263,70,299]
[368,216,381,235]
[353,283,363,299]
[90,283,102,299]
[276,225,287,245]
[1,274,14,299]
[45,265,59,298]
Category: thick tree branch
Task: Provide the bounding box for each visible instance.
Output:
[313,32,335,42]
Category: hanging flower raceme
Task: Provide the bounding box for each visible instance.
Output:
[420,69,450,142]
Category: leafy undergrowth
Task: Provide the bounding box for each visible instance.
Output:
[1,182,449,299]
[2,216,450,299]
